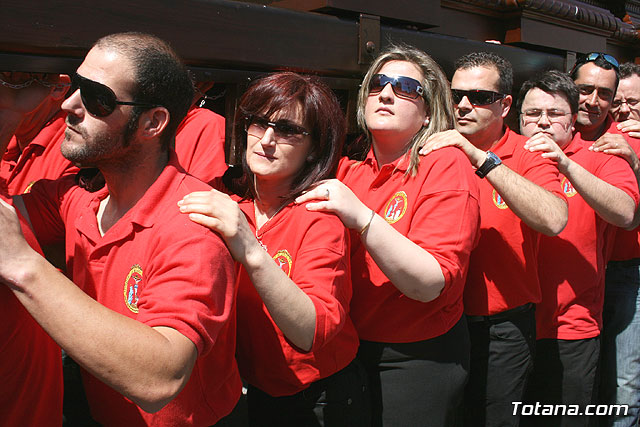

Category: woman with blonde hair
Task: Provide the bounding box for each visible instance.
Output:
[296,44,481,426]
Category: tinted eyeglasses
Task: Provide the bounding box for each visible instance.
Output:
[244,115,310,143]
[71,73,159,117]
[451,89,505,106]
[368,74,425,100]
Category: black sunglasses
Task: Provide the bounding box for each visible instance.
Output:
[451,89,505,106]
[573,52,620,72]
[71,73,159,117]
[244,115,310,141]
[368,74,425,100]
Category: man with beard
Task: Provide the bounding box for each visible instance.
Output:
[421,51,568,426]
[516,70,637,426]
[0,32,241,426]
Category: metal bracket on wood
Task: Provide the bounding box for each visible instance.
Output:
[358,13,380,65]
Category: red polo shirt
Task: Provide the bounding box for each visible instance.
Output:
[598,118,640,262]
[23,154,241,427]
[175,107,228,184]
[463,127,566,316]
[0,111,78,195]
[338,146,481,343]
[234,199,359,396]
[536,134,639,340]
[0,190,63,427]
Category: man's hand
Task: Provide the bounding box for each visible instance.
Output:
[617,119,640,139]
[589,132,639,173]
[420,129,486,168]
[524,133,570,173]
[0,72,57,114]
[0,198,35,289]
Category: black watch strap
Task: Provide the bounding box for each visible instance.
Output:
[475,151,502,178]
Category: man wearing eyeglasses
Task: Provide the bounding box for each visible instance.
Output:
[0,32,241,426]
[588,61,640,427]
[422,51,568,427]
[516,70,638,426]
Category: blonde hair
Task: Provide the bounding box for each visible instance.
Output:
[357,44,454,176]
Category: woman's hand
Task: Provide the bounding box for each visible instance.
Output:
[294,179,372,231]
[178,189,261,264]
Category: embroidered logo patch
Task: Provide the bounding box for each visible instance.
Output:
[492,189,509,210]
[383,191,408,224]
[273,250,293,277]
[123,264,143,313]
[561,176,577,198]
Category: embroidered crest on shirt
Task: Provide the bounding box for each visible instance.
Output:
[383,191,408,224]
[123,264,143,313]
[561,176,577,198]
[273,250,293,277]
[492,189,509,210]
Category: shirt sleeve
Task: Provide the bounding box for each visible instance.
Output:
[409,147,481,295]
[22,175,78,246]
[290,212,351,353]
[136,219,236,356]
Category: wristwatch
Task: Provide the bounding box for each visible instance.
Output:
[475,151,502,178]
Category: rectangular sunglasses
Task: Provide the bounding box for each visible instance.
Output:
[451,89,505,106]
[71,73,159,117]
[368,74,425,100]
[244,115,310,139]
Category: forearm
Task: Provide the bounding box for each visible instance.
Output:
[7,251,196,413]
[360,212,445,302]
[242,244,317,351]
[561,159,636,228]
[486,164,568,236]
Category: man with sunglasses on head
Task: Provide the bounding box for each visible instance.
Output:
[422,51,568,427]
[0,32,241,426]
[515,70,638,426]
[587,61,640,427]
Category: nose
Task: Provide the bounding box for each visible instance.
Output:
[457,95,473,111]
[378,82,395,101]
[260,126,277,146]
[584,90,599,106]
[619,101,631,113]
[61,88,84,118]
[538,111,551,126]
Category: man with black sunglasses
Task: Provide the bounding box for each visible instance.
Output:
[422,51,568,427]
[0,32,241,426]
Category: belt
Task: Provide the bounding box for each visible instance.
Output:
[466,303,534,324]
[608,258,640,268]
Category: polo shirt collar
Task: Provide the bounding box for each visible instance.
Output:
[363,145,410,173]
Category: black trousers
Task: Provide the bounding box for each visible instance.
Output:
[522,337,600,427]
[465,305,536,427]
[357,316,470,427]
[246,358,371,427]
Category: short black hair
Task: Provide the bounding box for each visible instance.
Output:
[454,51,513,95]
[517,70,579,115]
[570,53,620,91]
[94,32,194,151]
